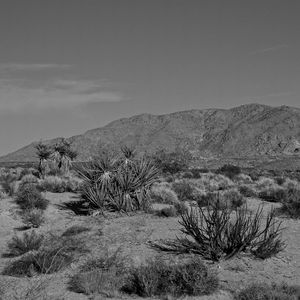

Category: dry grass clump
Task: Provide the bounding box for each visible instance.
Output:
[2,233,87,277]
[255,177,277,190]
[150,183,179,205]
[21,209,45,228]
[69,248,126,296]
[282,178,300,190]
[15,184,48,211]
[6,231,44,257]
[235,282,300,300]
[123,256,218,297]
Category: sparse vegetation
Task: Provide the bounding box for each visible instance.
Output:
[235,282,300,300]
[61,225,90,237]
[123,256,218,297]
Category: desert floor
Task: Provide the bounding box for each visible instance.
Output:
[0,191,299,299]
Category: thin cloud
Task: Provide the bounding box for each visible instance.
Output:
[0,78,125,112]
[248,44,289,55]
[0,63,71,72]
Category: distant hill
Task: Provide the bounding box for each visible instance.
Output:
[1,103,300,164]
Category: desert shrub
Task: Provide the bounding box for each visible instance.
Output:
[15,184,48,211]
[196,173,235,192]
[172,180,196,201]
[282,178,300,190]
[150,184,179,204]
[123,256,218,297]
[235,282,300,300]
[275,177,285,185]
[6,231,43,257]
[278,188,300,218]
[0,173,17,196]
[62,225,90,237]
[235,174,253,184]
[69,269,122,296]
[239,185,258,198]
[19,174,39,188]
[197,190,244,209]
[21,209,45,228]
[255,177,277,190]
[69,248,126,295]
[150,204,285,261]
[217,164,241,179]
[2,248,73,277]
[259,187,286,202]
[150,148,192,174]
[174,201,188,215]
[223,189,245,208]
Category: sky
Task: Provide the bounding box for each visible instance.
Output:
[0,0,300,155]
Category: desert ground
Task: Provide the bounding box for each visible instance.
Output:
[0,161,299,300]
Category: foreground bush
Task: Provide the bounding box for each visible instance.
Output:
[123,256,218,297]
[6,231,43,257]
[150,203,285,261]
[172,180,196,201]
[2,248,73,276]
[0,173,17,196]
[15,184,48,211]
[235,282,300,300]
[69,248,125,295]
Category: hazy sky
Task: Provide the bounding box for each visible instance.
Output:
[0,0,300,155]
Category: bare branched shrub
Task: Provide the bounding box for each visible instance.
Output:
[150,203,285,261]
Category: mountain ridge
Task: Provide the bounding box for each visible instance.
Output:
[1,103,300,162]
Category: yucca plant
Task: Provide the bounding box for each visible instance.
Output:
[76,149,160,212]
[35,142,52,177]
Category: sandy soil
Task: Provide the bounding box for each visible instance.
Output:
[0,192,299,299]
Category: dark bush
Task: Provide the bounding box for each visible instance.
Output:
[217,164,241,179]
[239,185,257,197]
[123,256,218,297]
[151,148,192,175]
[259,188,287,202]
[150,204,285,261]
[155,206,177,217]
[172,181,195,201]
[235,282,300,300]
[278,188,300,218]
[0,173,17,196]
[15,184,48,211]
[6,231,43,257]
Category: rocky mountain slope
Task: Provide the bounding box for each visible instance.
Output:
[1,103,300,162]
